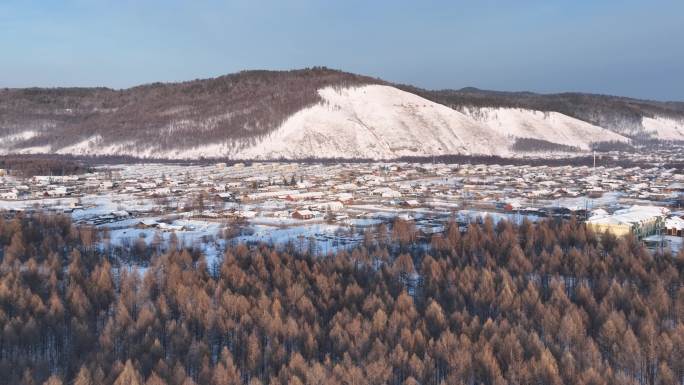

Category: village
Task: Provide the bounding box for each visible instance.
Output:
[1,160,683,259]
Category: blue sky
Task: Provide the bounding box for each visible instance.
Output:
[1,0,683,100]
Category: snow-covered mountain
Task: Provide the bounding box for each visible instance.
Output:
[237,85,511,159]
[236,85,629,159]
[641,116,684,141]
[0,68,680,160]
[458,106,626,151]
[405,86,684,141]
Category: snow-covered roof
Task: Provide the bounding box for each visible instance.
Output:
[590,208,608,217]
[588,205,668,227]
[139,219,158,226]
[613,205,669,217]
[293,209,315,216]
[665,216,684,230]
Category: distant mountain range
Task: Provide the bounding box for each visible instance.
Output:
[1,67,683,159]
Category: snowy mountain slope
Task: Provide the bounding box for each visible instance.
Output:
[3,68,682,159]
[459,107,629,150]
[641,116,684,141]
[0,131,39,153]
[0,68,385,157]
[236,85,512,159]
[402,86,684,140]
[2,84,633,160]
[54,136,245,159]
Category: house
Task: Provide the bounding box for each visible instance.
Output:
[209,184,226,193]
[336,193,354,203]
[0,191,18,200]
[154,187,171,196]
[139,182,157,190]
[136,219,159,229]
[665,216,684,237]
[316,201,344,212]
[497,201,521,212]
[401,199,420,207]
[215,192,235,202]
[665,182,684,193]
[586,188,604,198]
[371,187,392,196]
[245,190,300,201]
[46,186,68,197]
[233,210,257,219]
[382,190,402,198]
[371,187,402,198]
[334,183,358,191]
[112,210,130,218]
[286,192,324,201]
[590,208,609,218]
[586,206,668,238]
[292,209,316,220]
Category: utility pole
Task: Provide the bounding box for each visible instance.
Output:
[658,217,665,255]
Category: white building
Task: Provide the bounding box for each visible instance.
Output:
[316,201,344,212]
[0,191,18,200]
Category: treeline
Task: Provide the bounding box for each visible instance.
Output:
[511,138,581,153]
[0,213,684,385]
[0,155,91,177]
[590,140,636,153]
[6,152,677,171]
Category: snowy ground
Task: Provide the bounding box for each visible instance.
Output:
[643,235,683,254]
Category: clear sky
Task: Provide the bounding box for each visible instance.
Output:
[1,0,683,101]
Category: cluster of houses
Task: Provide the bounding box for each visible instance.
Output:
[0,174,82,200]
[1,161,682,246]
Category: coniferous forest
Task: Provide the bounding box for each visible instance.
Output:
[1,213,684,385]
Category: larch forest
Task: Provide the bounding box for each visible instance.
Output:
[0,212,683,385]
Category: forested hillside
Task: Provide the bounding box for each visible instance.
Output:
[0,68,382,155]
[0,213,683,385]
[2,68,683,159]
[401,86,684,139]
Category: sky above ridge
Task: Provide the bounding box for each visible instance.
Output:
[1,0,683,101]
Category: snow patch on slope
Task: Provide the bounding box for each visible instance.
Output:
[56,136,103,155]
[1,130,39,142]
[0,131,40,154]
[237,85,511,159]
[152,142,240,159]
[54,135,250,160]
[642,116,684,141]
[460,107,629,150]
[15,145,52,154]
